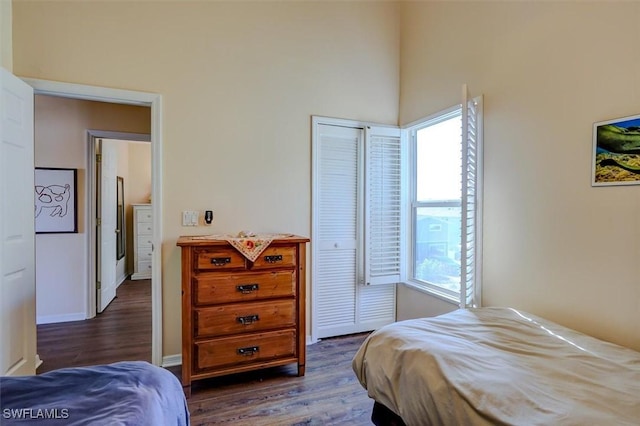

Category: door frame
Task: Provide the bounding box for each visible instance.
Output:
[22,77,163,366]
[88,131,151,316]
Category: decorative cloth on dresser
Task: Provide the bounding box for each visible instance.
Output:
[192,232,295,262]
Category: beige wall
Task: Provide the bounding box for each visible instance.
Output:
[17,1,639,356]
[0,0,11,70]
[127,143,151,205]
[124,141,151,274]
[13,1,400,356]
[34,95,150,323]
[396,284,456,322]
[111,139,151,280]
[400,2,640,351]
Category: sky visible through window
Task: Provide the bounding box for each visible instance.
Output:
[414,114,463,293]
[416,115,462,202]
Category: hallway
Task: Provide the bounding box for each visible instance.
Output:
[36,279,151,374]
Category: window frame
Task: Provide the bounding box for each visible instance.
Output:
[406,105,464,302]
[403,95,483,307]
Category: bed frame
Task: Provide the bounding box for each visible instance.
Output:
[371,402,407,426]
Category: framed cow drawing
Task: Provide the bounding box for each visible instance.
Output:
[35,167,78,233]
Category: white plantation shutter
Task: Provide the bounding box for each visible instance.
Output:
[365,126,403,285]
[460,86,483,308]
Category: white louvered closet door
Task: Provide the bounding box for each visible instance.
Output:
[312,120,399,340]
[314,123,360,339]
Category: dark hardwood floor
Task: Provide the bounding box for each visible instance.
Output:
[37,279,375,425]
[182,332,374,426]
[36,278,151,373]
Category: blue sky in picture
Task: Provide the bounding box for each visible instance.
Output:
[595,116,640,155]
[613,117,640,129]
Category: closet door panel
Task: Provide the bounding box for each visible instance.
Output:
[314,124,361,338]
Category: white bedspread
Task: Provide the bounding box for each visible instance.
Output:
[352,307,640,426]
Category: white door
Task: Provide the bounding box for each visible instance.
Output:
[0,68,36,376]
[97,139,117,312]
[313,123,362,339]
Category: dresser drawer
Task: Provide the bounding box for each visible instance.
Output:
[195,329,296,371]
[195,299,295,338]
[137,261,152,275]
[137,247,153,261]
[196,247,246,271]
[137,235,153,247]
[194,270,295,305]
[136,208,152,223]
[136,222,153,235]
[251,246,296,269]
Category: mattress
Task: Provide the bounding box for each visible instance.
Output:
[352,307,640,425]
[0,361,189,425]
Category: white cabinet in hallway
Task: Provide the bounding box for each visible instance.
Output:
[131,204,152,280]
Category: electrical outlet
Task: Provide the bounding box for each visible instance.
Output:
[182,210,199,226]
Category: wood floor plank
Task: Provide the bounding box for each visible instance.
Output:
[184,333,374,425]
[36,279,152,373]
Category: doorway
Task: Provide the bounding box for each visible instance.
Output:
[25,78,163,366]
[90,133,152,314]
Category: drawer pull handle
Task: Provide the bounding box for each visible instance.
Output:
[236,284,259,293]
[210,257,231,266]
[237,314,259,325]
[237,346,259,356]
[264,254,283,263]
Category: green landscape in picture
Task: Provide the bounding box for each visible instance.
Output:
[594,116,640,184]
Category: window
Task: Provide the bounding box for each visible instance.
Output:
[407,93,483,307]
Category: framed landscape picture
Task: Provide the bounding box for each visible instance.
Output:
[592,113,640,186]
[35,167,78,233]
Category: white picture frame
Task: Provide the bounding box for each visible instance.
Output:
[592,113,640,186]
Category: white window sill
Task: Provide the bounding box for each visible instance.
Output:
[400,281,459,306]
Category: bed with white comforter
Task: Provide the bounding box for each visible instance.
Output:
[352,307,640,425]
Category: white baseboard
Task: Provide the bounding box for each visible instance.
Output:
[37,312,85,325]
[162,354,182,368]
[131,272,151,280]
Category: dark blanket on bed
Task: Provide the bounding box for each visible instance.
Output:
[0,361,189,425]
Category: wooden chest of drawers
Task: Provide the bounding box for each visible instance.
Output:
[177,235,309,396]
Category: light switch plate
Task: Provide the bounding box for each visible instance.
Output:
[182,210,199,226]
